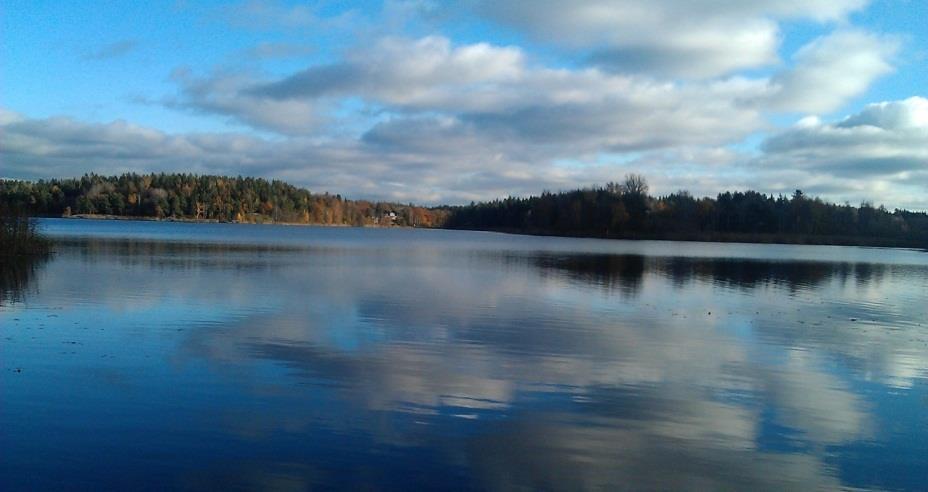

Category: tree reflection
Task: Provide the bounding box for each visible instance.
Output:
[0,255,49,306]
[535,254,646,295]
[525,252,893,294]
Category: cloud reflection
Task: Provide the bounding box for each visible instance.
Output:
[20,239,928,489]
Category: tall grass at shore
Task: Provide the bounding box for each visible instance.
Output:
[0,207,51,258]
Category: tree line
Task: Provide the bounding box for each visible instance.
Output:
[443,175,928,247]
[2,173,926,247]
[0,174,448,227]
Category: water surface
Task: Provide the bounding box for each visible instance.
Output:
[3,219,927,490]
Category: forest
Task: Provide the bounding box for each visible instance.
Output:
[2,173,926,247]
[0,173,448,227]
[443,175,928,247]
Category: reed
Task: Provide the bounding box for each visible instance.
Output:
[0,207,51,258]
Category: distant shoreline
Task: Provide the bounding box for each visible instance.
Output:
[457,227,928,250]
[58,214,392,228]
[65,213,221,223]
[50,214,926,250]
[6,174,925,250]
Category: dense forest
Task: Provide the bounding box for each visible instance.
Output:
[443,175,928,247]
[2,173,926,247]
[0,174,448,227]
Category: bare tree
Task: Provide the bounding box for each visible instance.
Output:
[620,174,649,197]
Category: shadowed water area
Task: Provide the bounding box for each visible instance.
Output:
[2,219,927,490]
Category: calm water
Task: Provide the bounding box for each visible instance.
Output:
[3,219,927,490]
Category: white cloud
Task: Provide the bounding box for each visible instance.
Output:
[4,96,925,209]
[252,36,525,110]
[189,31,896,154]
[455,0,869,78]
[0,109,577,203]
[762,97,928,173]
[758,97,928,208]
[766,31,900,113]
[244,36,769,150]
[115,28,904,206]
[166,69,321,135]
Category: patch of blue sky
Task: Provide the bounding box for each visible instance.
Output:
[553,152,646,170]
[728,133,767,155]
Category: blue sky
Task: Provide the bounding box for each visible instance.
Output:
[1,1,926,208]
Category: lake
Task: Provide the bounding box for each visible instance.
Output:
[3,219,927,490]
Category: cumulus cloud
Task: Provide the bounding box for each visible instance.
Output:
[180,31,895,153]
[5,94,925,209]
[0,112,268,177]
[0,109,584,203]
[758,97,928,208]
[454,0,869,78]
[102,26,901,205]
[97,34,774,200]
[165,68,321,135]
[0,108,734,204]
[242,36,769,150]
[251,36,525,109]
[762,97,928,175]
[766,31,899,113]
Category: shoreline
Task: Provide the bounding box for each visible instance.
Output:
[447,227,928,250]
[49,215,926,250]
[59,214,393,228]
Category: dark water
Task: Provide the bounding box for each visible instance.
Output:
[3,219,927,490]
